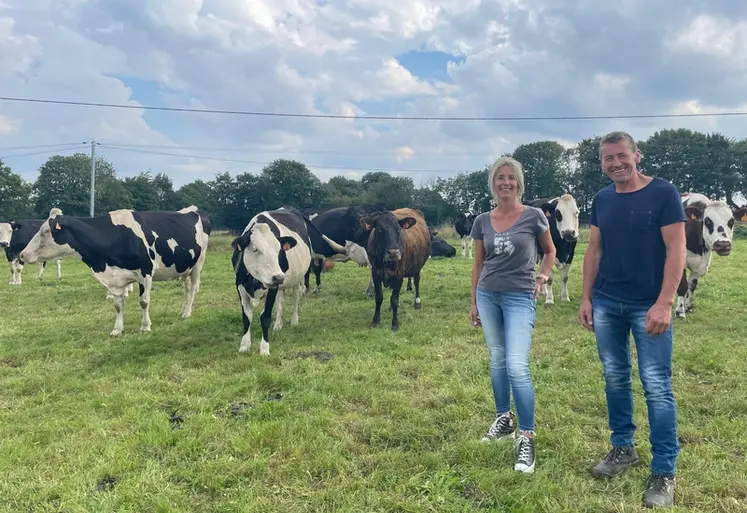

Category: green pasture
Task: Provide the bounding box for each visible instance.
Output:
[1,227,746,512]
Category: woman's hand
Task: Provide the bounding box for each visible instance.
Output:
[535,274,547,299]
[469,304,481,327]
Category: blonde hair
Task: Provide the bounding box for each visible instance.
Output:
[488,156,525,204]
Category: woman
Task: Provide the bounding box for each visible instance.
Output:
[469,156,556,474]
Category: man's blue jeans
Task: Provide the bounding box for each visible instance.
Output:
[476,287,537,433]
[592,292,680,476]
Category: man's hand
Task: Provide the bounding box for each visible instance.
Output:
[645,301,672,335]
[578,298,594,331]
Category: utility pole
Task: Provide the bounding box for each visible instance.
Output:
[89,140,98,217]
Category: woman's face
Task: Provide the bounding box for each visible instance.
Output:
[493,165,518,201]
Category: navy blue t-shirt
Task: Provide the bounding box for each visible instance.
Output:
[589,177,686,304]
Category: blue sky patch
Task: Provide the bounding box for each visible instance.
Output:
[395,50,465,83]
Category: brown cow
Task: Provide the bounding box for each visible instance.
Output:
[359,207,431,331]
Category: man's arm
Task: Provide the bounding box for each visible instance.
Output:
[581,225,602,301]
[656,222,686,307]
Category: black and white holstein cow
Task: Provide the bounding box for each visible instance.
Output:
[528,194,580,304]
[2,208,65,285]
[676,193,747,319]
[19,206,211,336]
[455,213,477,258]
[232,207,348,355]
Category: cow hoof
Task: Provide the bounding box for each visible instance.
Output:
[259,341,270,355]
[370,321,380,328]
[110,330,122,337]
[140,326,152,332]
[392,325,400,332]
[414,302,422,310]
[273,324,283,332]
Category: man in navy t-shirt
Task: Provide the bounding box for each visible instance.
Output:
[578,131,686,509]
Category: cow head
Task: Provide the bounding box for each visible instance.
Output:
[359,211,417,263]
[431,236,456,258]
[540,194,580,242]
[0,222,11,248]
[232,223,298,287]
[684,200,743,256]
[19,214,75,264]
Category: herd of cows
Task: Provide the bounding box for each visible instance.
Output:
[1,191,746,355]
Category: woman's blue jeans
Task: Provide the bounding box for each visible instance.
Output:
[476,287,538,433]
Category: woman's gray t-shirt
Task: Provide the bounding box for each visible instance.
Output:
[470,206,549,292]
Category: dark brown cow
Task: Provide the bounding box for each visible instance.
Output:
[359,207,431,331]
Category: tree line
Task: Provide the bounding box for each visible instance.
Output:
[2,128,747,232]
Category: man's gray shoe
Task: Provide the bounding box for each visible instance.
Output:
[591,445,640,478]
[643,473,675,508]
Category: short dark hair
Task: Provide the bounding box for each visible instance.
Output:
[599,131,637,159]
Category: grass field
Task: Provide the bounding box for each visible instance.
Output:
[2,229,747,512]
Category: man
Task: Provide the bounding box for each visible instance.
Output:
[578,131,686,508]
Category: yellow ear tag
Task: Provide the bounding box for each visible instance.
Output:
[690,213,697,220]
[545,211,551,217]
[282,242,291,251]
[55,222,61,230]
[741,214,747,222]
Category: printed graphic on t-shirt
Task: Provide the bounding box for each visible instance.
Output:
[493,234,515,256]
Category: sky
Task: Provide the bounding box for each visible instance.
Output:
[1,0,747,189]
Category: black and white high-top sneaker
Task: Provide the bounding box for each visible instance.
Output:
[481,411,515,442]
[514,434,535,473]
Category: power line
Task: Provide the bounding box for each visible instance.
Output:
[0,142,88,151]
[99,144,472,173]
[0,145,89,159]
[2,95,747,121]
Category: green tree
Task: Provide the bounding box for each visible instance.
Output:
[0,160,33,220]
[153,172,179,210]
[358,172,415,209]
[323,176,363,206]
[122,172,160,211]
[32,153,130,217]
[258,159,328,210]
[512,141,571,200]
[566,137,610,219]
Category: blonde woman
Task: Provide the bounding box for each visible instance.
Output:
[469,156,556,473]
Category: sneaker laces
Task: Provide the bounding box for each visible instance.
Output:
[516,435,533,463]
[487,413,512,436]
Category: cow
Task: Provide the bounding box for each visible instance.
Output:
[3,208,65,285]
[455,213,477,258]
[19,206,212,336]
[528,194,580,304]
[232,207,348,355]
[675,193,747,319]
[302,205,380,294]
[359,207,432,331]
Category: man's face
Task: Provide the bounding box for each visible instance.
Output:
[600,140,641,183]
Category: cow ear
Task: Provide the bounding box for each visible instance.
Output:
[359,216,374,231]
[278,236,297,251]
[50,219,63,232]
[399,216,417,229]
[684,205,704,221]
[541,203,554,218]
[733,207,747,222]
[10,221,18,230]
[232,233,250,251]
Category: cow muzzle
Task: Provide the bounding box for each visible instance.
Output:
[560,230,579,242]
[385,249,402,261]
[712,240,732,256]
[270,273,286,286]
[0,242,8,248]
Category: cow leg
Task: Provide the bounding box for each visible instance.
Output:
[467,236,473,258]
[365,277,374,296]
[390,277,403,332]
[180,276,192,317]
[675,269,689,319]
[273,289,285,331]
[313,261,322,293]
[371,274,383,327]
[237,284,254,352]
[110,294,126,336]
[558,263,571,301]
[56,258,62,279]
[303,265,311,295]
[413,273,421,310]
[461,236,467,258]
[11,260,23,285]
[8,261,15,285]
[291,284,301,326]
[139,277,153,332]
[37,261,46,280]
[544,268,555,304]
[406,277,412,291]
[260,288,279,356]
[685,278,699,312]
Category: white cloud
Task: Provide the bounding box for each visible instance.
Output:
[1,0,747,193]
